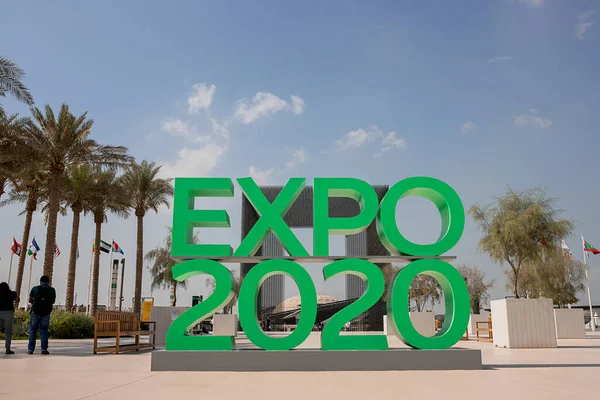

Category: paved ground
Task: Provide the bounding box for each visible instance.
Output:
[2,333,600,400]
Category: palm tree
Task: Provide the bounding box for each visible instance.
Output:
[88,169,129,316]
[0,108,30,200]
[62,164,97,310]
[0,168,47,306]
[0,57,34,107]
[17,104,131,281]
[145,228,188,306]
[121,160,173,315]
[205,270,242,314]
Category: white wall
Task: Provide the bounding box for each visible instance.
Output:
[491,299,557,348]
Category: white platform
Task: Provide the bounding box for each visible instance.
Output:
[150,306,190,346]
[383,313,435,337]
[213,314,238,337]
[554,308,585,339]
[491,298,557,348]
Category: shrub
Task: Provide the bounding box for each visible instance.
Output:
[0,310,95,340]
[49,311,74,339]
[70,313,95,339]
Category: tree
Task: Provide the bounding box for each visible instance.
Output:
[88,170,129,315]
[0,168,47,306]
[121,160,173,315]
[205,270,242,314]
[18,104,131,281]
[0,57,34,107]
[456,264,495,314]
[381,264,401,302]
[0,108,30,200]
[145,228,188,307]
[62,164,97,310]
[409,275,441,312]
[517,251,585,306]
[469,187,574,297]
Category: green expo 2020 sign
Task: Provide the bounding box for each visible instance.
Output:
[166,176,470,352]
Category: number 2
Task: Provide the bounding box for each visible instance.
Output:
[321,259,388,351]
[166,259,235,351]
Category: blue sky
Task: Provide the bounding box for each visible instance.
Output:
[1,0,599,310]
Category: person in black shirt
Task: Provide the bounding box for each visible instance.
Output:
[28,275,56,355]
[0,282,17,355]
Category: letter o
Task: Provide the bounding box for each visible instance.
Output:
[376,176,465,256]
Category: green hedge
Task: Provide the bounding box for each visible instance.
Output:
[0,310,95,340]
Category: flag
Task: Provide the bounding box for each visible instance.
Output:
[27,237,40,260]
[92,239,111,254]
[55,244,61,258]
[584,240,600,255]
[561,240,574,259]
[112,241,124,255]
[11,237,22,256]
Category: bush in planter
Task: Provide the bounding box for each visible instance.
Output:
[70,313,94,338]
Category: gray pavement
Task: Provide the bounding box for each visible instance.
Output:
[2,333,600,400]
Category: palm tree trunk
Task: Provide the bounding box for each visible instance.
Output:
[43,170,63,281]
[170,281,177,307]
[90,218,102,316]
[65,208,82,311]
[14,190,36,307]
[133,214,144,315]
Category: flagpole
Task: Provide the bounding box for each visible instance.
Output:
[107,238,114,310]
[25,256,34,311]
[87,246,93,316]
[582,235,595,332]
[7,250,14,286]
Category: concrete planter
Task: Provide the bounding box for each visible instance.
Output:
[468,314,489,337]
[554,309,585,339]
[383,312,435,337]
[490,298,557,348]
[150,306,190,346]
[213,314,238,337]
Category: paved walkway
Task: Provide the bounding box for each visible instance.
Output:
[2,333,600,400]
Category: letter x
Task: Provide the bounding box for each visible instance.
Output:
[234,177,309,257]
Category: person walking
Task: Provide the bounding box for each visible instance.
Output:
[28,275,56,355]
[0,282,17,355]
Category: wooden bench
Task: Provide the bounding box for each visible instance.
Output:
[435,319,469,340]
[93,311,156,354]
[476,315,493,342]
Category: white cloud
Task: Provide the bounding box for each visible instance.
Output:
[285,148,309,169]
[188,83,216,114]
[576,11,595,40]
[291,95,305,115]
[488,56,513,63]
[461,121,476,134]
[210,117,230,139]
[159,144,227,179]
[249,166,275,186]
[336,126,406,157]
[514,109,552,129]
[234,92,305,124]
[374,132,407,157]
[160,118,211,144]
[335,126,382,150]
[520,0,544,7]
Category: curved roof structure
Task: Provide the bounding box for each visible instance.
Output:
[273,294,338,313]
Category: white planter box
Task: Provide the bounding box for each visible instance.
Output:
[150,306,190,346]
[213,314,238,337]
[554,309,585,339]
[468,314,489,337]
[383,313,435,337]
[490,298,557,348]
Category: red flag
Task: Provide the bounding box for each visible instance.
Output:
[11,238,22,256]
